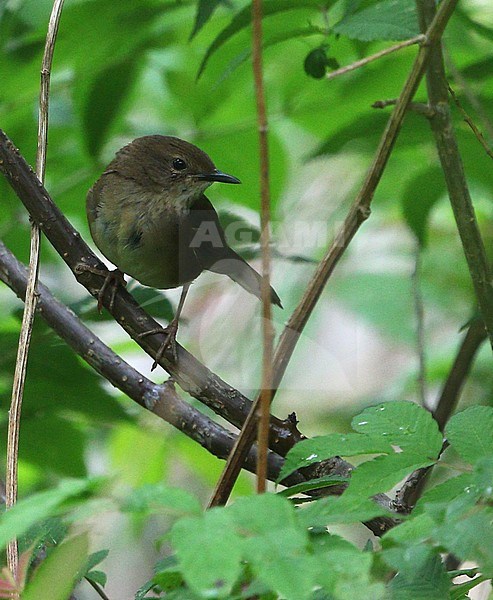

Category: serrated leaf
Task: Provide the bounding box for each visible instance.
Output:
[230,495,315,600]
[298,494,390,529]
[413,473,475,516]
[197,0,332,78]
[170,509,242,598]
[347,451,436,497]
[278,432,392,481]
[435,511,493,576]
[445,406,493,464]
[352,401,443,455]
[387,550,449,600]
[473,456,493,499]
[334,0,419,41]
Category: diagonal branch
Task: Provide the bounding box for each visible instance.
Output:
[0,240,405,535]
[0,130,303,457]
[0,240,293,485]
[208,0,460,508]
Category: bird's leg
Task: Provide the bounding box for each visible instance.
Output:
[138,283,191,370]
[75,264,126,312]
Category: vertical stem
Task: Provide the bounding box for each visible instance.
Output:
[412,243,427,405]
[416,0,493,352]
[251,0,273,493]
[5,0,65,581]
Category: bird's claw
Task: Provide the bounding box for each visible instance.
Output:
[97,268,126,312]
[76,264,126,312]
[138,321,179,370]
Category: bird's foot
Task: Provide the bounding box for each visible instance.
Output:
[76,264,126,312]
[138,320,179,370]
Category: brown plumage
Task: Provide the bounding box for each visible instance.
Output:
[86,135,281,364]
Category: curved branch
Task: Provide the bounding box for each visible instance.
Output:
[0,240,292,484]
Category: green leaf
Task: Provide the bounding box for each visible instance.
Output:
[401,167,445,246]
[382,512,436,546]
[230,495,315,600]
[86,570,107,586]
[81,57,141,157]
[170,508,242,598]
[352,401,442,455]
[450,575,489,600]
[0,479,96,552]
[278,433,391,481]
[22,534,89,600]
[386,550,450,600]
[435,511,493,576]
[197,0,330,77]
[412,473,475,516]
[473,456,493,499]
[334,0,419,41]
[347,451,436,497]
[297,495,390,528]
[445,406,493,464]
[81,549,109,576]
[190,0,230,40]
[277,475,349,497]
[280,402,441,483]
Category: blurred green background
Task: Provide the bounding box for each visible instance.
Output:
[1,0,493,596]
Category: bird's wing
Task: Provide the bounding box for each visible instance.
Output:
[186,195,282,307]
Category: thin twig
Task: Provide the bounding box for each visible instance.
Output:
[412,243,427,406]
[433,318,486,432]
[208,0,459,508]
[447,83,493,161]
[444,48,493,141]
[6,0,65,580]
[326,34,426,81]
[372,98,435,118]
[86,577,110,600]
[417,0,493,350]
[251,0,273,493]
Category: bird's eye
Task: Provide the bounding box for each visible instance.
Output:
[172,158,187,171]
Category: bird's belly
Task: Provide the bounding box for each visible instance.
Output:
[117,242,201,289]
[91,205,203,289]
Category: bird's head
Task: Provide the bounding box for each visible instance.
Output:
[113,135,240,209]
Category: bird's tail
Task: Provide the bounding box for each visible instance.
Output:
[207,248,282,308]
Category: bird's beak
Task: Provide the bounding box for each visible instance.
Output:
[196,169,241,184]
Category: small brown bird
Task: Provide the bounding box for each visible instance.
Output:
[87,135,281,364]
